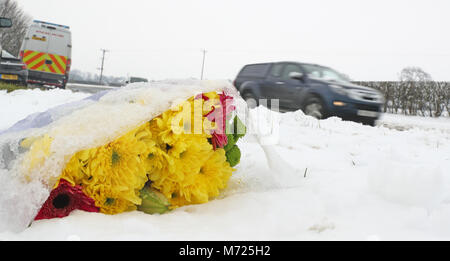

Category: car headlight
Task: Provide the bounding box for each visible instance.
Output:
[329,84,348,96]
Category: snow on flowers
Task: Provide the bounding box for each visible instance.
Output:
[26,91,246,220]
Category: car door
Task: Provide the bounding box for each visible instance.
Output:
[261,63,292,108]
[46,29,69,76]
[280,63,306,110]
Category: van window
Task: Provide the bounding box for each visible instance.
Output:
[282,64,302,80]
[239,64,271,77]
[270,64,284,77]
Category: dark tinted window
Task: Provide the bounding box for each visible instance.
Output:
[239,64,271,77]
[302,64,349,83]
[270,64,284,77]
[130,77,148,83]
[282,64,302,80]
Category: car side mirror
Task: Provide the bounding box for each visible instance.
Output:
[289,71,304,81]
[0,17,12,28]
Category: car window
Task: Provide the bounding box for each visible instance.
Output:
[302,64,349,83]
[281,64,302,80]
[239,64,271,77]
[270,64,284,78]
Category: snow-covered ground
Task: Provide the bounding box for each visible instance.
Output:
[0,88,449,241]
[0,89,91,131]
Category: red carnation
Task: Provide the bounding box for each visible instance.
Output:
[197,92,236,150]
[35,179,99,221]
[206,92,235,150]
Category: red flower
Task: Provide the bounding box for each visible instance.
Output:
[34,179,99,221]
[203,92,235,150]
[210,132,228,150]
[195,93,210,101]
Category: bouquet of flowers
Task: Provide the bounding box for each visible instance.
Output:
[0,81,246,230]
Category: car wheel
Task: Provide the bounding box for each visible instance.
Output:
[361,119,376,127]
[242,92,259,109]
[304,96,327,119]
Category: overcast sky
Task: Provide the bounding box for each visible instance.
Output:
[17,0,450,81]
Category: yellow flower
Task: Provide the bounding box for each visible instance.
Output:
[188,149,234,203]
[21,134,53,178]
[57,149,94,187]
[148,133,211,189]
[81,130,149,214]
[150,110,181,145]
[150,145,234,209]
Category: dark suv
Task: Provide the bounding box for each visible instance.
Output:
[233,62,384,126]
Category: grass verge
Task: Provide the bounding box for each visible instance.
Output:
[0,82,28,93]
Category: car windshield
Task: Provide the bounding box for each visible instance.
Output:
[302,64,349,83]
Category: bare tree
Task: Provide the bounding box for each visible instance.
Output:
[0,0,32,56]
[398,67,432,115]
[399,66,432,82]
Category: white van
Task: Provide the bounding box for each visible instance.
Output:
[20,20,72,89]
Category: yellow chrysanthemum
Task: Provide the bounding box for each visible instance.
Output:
[166,148,234,208]
[21,134,54,178]
[150,109,181,145]
[147,136,233,208]
[147,133,212,191]
[151,93,218,141]
[59,126,152,214]
[57,149,94,187]
[83,133,149,214]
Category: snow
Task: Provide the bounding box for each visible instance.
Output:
[0,89,90,131]
[0,85,450,240]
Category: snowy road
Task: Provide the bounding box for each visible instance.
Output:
[66,83,117,94]
[0,88,449,240]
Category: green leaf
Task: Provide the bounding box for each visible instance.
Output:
[226,145,241,167]
[224,134,236,152]
[225,116,246,149]
[138,186,171,214]
[233,116,246,140]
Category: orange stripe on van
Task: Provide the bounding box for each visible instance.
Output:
[31,60,45,70]
[23,50,34,58]
[47,63,56,73]
[49,54,65,74]
[59,55,67,64]
[24,52,45,65]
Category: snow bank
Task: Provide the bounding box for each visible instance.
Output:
[0,83,449,240]
[0,89,90,131]
[379,113,450,133]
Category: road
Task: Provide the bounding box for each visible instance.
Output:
[66,83,117,94]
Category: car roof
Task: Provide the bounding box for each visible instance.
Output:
[276,61,330,68]
[245,61,329,68]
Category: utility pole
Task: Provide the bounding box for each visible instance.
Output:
[98,49,109,85]
[200,49,207,80]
